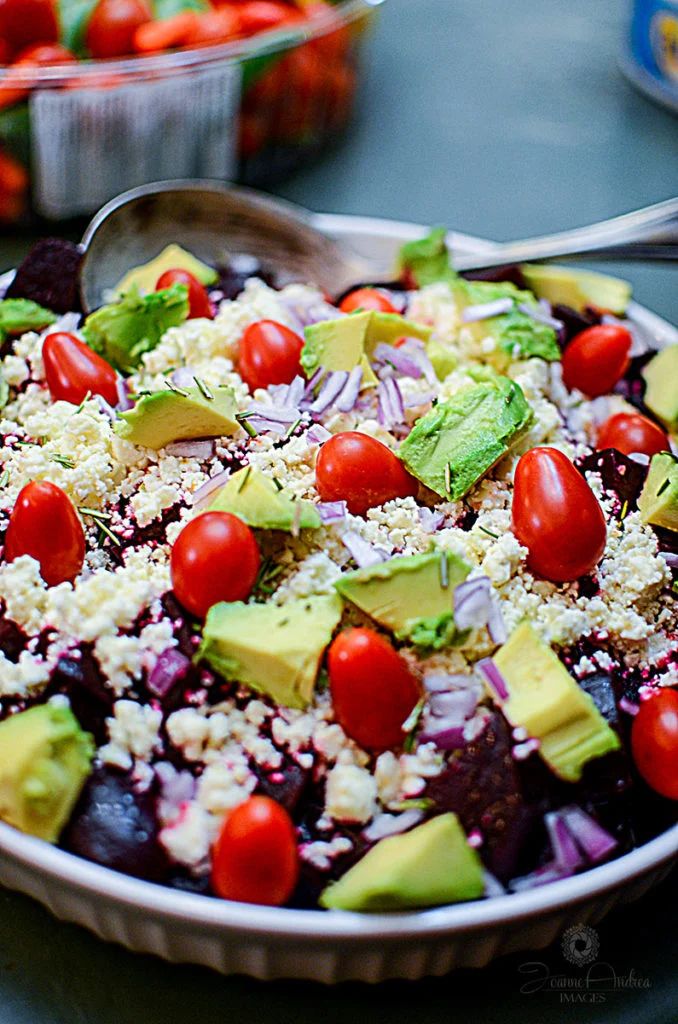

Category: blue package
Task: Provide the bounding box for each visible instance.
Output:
[625,0,678,111]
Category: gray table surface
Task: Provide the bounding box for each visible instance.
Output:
[1,1,676,1021]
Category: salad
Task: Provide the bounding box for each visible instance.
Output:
[0,231,675,912]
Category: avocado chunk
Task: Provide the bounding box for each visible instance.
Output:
[82,284,189,374]
[399,375,533,500]
[199,595,343,709]
[398,227,458,287]
[638,452,678,532]
[0,298,57,342]
[115,384,239,450]
[492,622,620,783]
[301,310,431,378]
[335,549,470,649]
[114,244,218,297]
[319,813,484,911]
[520,264,631,315]
[642,346,678,433]
[209,467,321,531]
[456,280,560,370]
[427,338,458,381]
[0,703,94,843]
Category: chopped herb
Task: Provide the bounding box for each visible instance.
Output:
[193,376,213,401]
[391,797,435,813]
[657,478,670,498]
[15,440,33,447]
[97,521,122,547]
[74,390,92,414]
[284,417,302,440]
[439,552,449,589]
[0,469,9,488]
[272,476,283,492]
[444,462,452,496]
[237,466,251,492]
[478,525,499,540]
[51,454,75,469]
[79,507,112,521]
[235,413,258,438]
[620,499,628,521]
[402,696,426,752]
[165,380,189,398]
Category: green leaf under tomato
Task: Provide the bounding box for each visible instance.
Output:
[82,284,189,374]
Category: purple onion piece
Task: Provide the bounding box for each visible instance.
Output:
[418,721,467,750]
[373,342,424,379]
[618,696,640,716]
[302,367,326,400]
[517,302,564,332]
[341,531,388,568]
[310,371,349,414]
[316,500,348,524]
[508,861,570,892]
[559,805,618,863]
[462,298,514,322]
[424,672,474,693]
[307,424,332,445]
[418,506,445,533]
[115,376,134,411]
[454,577,492,631]
[245,402,300,425]
[147,648,191,698]
[403,389,437,409]
[190,470,230,508]
[486,596,508,645]
[476,657,509,701]
[165,439,215,459]
[362,809,424,843]
[429,688,478,720]
[545,812,584,873]
[94,395,116,422]
[335,365,363,412]
[660,551,678,569]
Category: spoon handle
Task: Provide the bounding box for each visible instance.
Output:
[454,197,678,271]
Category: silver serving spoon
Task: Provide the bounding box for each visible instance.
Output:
[80,179,678,312]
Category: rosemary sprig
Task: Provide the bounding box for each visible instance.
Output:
[439,552,449,589]
[237,466,251,492]
[0,469,9,488]
[235,413,258,438]
[165,380,189,398]
[74,390,92,414]
[193,376,213,401]
[402,696,426,753]
[478,525,499,540]
[51,453,75,469]
[284,417,302,440]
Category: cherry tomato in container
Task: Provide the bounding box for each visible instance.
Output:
[0,148,28,221]
[12,42,76,65]
[170,511,260,619]
[86,0,152,59]
[0,0,58,60]
[183,8,240,47]
[631,689,678,800]
[511,446,607,583]
[328,627,422,752]
[211,795,299,905]
[155,268,213,320]
[4,480,85,586]
[562,324,632,398]
[237,319,303,392]
[596,411,669,458]
[43,331,119,407]
[339,287,398,315]
[316,432,418,516]
[133,12,196,53]
[236,1,304,37]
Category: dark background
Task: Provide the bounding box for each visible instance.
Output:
[0,1,676,1021]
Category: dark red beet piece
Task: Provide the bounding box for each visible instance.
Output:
[0,613,27,663]
[45,648,114,744]
[5,239,84,314]
[552,304,601,348]
[61,766,168,882]
[461,264,528,291]
[254,759,310,816]
[576,448,648,513]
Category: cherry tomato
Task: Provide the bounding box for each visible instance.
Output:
[511,446,607,582]
[0,0,58,60]
[42,332,119,408]
[12,42,76,64]
[631,689,678,800]
[316,431,418,516]
[0,42,75,109]
[339,287,398,315]
[211,795,299,905]
[236,1,305,37]
[133,12,196,53]
[4,480,85,586]
[237,319,303,392]
[170,511,260,619]
[86,0,152,59]
[155,268,213,320]
[596,411,669,458]
[183,8,240,47]
[562,324,632,398]
[328,627,422,752]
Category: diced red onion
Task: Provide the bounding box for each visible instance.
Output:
[302,367,326,400]
[486,596,508,645]
[559,805,618,863]
[476,657,509,701]
[619,696,640,716]
[316,500,347,524]
[246,402,300,425]
[377,377,405,427]
[310,371,349,414]
[660,551,678,570]
[147,648,191,698]
[429,688,478,720]
[462,298,514,322]
[307,424,332,445]
[190,470,230,508]
[341,531,388,568]
[403,389,437,409]
[93,395,116,422]
[418,507,445,533]
[44,311,81,336]
[397,338,438,387]
[280,292,341,329]
[418,720,467,750]
[362,809,424,843]
[373,342,424,380]
[545,811,584,873]
[517,302,564,332]
[115,376,134,411]
[171,366,199,389]
[334,365,363,413]
[424,672,474,693]
[165,439,215,459]
[454,577,491,630]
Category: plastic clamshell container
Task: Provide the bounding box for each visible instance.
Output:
[0,0,384,225]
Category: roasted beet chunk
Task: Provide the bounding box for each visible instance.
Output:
[579,672,619,728]
[216,255,277,301]
[461,264,528,291]
[254,759,310,816]
[5,238,83,314]
[577,448,648,512]
[61,766,168,882]
[45,647,114,744]
[552,304,601,348]
[425,712,540,882]
[0,613,27,663]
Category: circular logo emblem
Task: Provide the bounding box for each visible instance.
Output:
[561,924,600,967]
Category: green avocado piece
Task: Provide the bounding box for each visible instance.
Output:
[319,813,484,911]
[399,375,533,500]
[335,549,470,649]
[0,704,94,843]
[641,347,678,433]
[82,284,189,374]
[301,310,431,378]
[199,594,343,709]
[397,227,458,287]
[492,622,620,783]
[113,244,218,298]
[427,338,458,381]
[638,452,678,532]
[0,298,56,342]
[456,280,560,370]
[115,385,238,450]
[209,467,321,531]
[520,264,631,315]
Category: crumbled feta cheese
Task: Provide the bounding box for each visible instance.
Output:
[325,763,378,824]
[99,700,162,770]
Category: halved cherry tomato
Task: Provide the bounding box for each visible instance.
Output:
[86,0,152,59]
[236,1,305,37]
[183,8,240,47]
[631,689,678,800]
[596,411,668,458]
[4,480,85,586]
[237,319,303,392]
[0,0,58,60]
[328,627,422,752]
[211,795,299,905]
[316,431,418,516]
[155,268,213,320]
[133,12,196,53]
[43,331,119,407]
[562,324,632,398]
[170,511,260,619]
[339,287,398,315]
[511,446,607,582]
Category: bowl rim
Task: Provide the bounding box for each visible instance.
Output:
[0,208,675,944]
[0,0,384,86]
